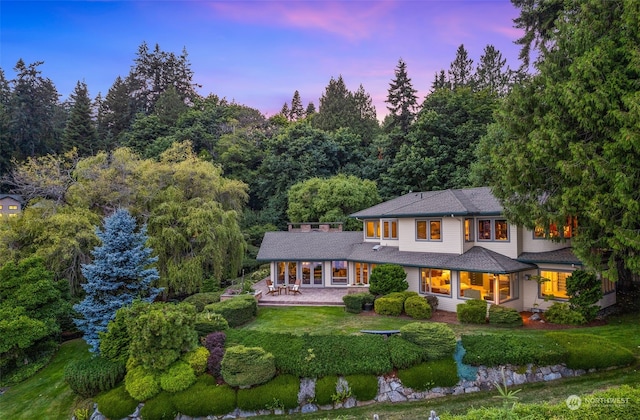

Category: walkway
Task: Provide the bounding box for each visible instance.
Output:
[254,279,348,307]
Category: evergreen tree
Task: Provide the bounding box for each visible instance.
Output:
[475,45,512,96]
[100,76,134,148]
[512,0,565,67]
[448,44,474,89]
[431,70,450,91]
[385,58,418,134]
[313,75,356,131]
[280,102,290,120]
[305,101,316,117]
[62,81,97,156]
[0,69,12,178]
[290,90,305,121]
[74,208,160,353]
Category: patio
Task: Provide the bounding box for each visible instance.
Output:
[254,278,348,307]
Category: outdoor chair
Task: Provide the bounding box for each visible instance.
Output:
[288,279,302,295]
[266,279,277,295]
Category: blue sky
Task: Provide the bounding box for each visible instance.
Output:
[1,0,524,118]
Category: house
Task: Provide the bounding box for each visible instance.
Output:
[256,187,616,312]
[0,194,23,218]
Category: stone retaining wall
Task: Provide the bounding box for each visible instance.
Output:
[88,363,585,420]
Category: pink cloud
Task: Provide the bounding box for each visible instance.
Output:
[206,0,396,42]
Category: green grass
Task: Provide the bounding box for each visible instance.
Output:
[246,306,419,334]
[0,339,93,420]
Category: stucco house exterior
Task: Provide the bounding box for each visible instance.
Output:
[256,187,616,312]
[0,194,23,218]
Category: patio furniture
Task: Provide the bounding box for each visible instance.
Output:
[278,284,287,295]
[266,279,277,295]
[288,279,302,295]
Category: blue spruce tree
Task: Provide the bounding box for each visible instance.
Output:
[74,208,161,353]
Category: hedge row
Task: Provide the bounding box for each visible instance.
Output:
[397,359,459,391]
[461,333,568,367]
[546,332,635,370]
[457,299,487,324]
[204,294,257,328]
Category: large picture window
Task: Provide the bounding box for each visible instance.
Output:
[382,219,398,239]
[301,261,323,286]
[459,272,516,303]
[420,269,451,296]
[276,261,298,285]
[416,219,442,241]
[365,220,380,238]
[539,271,570,299]
[332,261,348,285]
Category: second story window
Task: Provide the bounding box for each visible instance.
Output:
[464,218,474,241]
[534,217,578,239]
[382,219,398,239]
[478,219,509,241]
[365,220,380,238]
[416,219,442,241]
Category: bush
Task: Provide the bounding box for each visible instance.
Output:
[344,374,378,401]
[208,347,225,377]
[457,299,487,324]
[99,306,132,363]
[139,391,177,420]
[203,331,226,350]
[546,332,635,370]
[374,296,403,316]
[94,384,139,420]
[204,294,257,328]
[342,292,373,313]
[315,375,339,406]
[159,361,196,393]
[182,346,209,375]
[221,345,276,387]
[397,359,459,391]
[567,270,602,322]
[171,375,236,416]
[194,311,229,337]
[461,333,568,366]
[388,335,428,369]
[125,365,161,401]
[544,302,586,325]
[64,356,125,397]
[488,305,523,327]
[369,264,408,295]
[405,295,432,319]
[399,322,456,360]
[237,374,300,411]
[182,292,223,312]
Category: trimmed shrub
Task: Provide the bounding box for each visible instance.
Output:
[397,359,459,391]
[221,345,276,387]
[488,305,523,327]
[204,331,226,350]
[139,391,177,420]
[544,302,586,325]
[237,374,300,411]
[195,311,229,337]
[457,299,488,324]
[94,384,139,420]
[182,346,209,375]
[204,294,257,327]
[159,361,196,393]
[546,332,635,370]
[405,295,432,319]
[99,306,131,363]
[461,333,568,367]
[369,264,408,295]
[342,292,372,313]
[374,296,403,316]
[344,374,378,401]
[425,295,439,311]
[400,322,456,360]
[171,375,236,417]
[182,291,223,312]
[388,335,428,369]
[315,375,339,406]
[125,365,161,401]
[64,356,125,397]
[567,270,602,322]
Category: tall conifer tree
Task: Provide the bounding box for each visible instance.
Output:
[62,81,96,156]
[385,58,417,135]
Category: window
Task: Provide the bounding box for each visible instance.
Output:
[0,205,3,209]
[365,220,380,238]
[459,272,518,303]
[495,220,508,241]
[302,261,323,286]
[382,219,398,239]
[332,261,348,285]
[420,268,451,296]
[539,271,570,300]
[534,217,578,239]
[416,219,442,241]
[602,277,615,295]
[464,218,474,241]
[478,219,509,241]
[276,261,298,285]
[354,262,376,285]
[8,205,18,210]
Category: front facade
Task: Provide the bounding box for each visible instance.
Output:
[256,187,616,312]
[0,194,23,219]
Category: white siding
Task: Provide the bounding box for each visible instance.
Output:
[398,217,462,254]
[473,224,519,259]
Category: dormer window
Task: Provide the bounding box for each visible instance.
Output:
[365,220,380,238]
[382,219,398,239]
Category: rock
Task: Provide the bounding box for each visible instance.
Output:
[300,403,318,414]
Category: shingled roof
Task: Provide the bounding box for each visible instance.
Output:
[350,187,503,218]
[518,248,582,266]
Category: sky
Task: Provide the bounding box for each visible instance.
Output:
[1,0,524,119]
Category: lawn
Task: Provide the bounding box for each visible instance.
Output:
[0,339,93,420]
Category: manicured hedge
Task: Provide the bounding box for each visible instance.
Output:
[457,299,488,324]
[171,375,236,417]
[488,304,523,327]
[314,375,339,406]
[404,295,432,319]
[194,311,229,337]
[461,333,568,367]
[64,356,125,397]
[397,359,459,391]
[388,335,428,369]
[139,391,177,420]
[399,322,457,360]
[94,384,139,420]
[345,374,378,401]
[182,346,209,375]
[374,295,404,316]
[125,365,161,401]
[182,292,223,312]
[159,361,196,393]
[544,302,586,325]
[221,345,276,387]
[204,294,257,328]
[546,332,635,370]
[237,374,299,411]
[342,292,373,313]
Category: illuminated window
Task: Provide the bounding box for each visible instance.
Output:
[478,219,509,241]
[8,205,18,210]
[420,268,451,296]
[464,218,474,241]
[332,261,348,285]
[539,271,570,299]
[495,220,508,241]
[478,220,492,240]
[382,219,398,239]
[416,219,442,241]
[365,220,380,238]
[534,217,578,239]
[301,261,323,286]
[355,262,376,285]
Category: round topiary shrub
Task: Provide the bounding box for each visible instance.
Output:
[456,299,488,324]
[400,322,456,360]
[404,295,432,319]
[221,345,276,387]
[125,365,161,401]
[488,304,523,327]
[374,296,403,316]
[203,331,226,350]
[195,311,229,337]
[182,346,209,375]
[64,356,125,397]
[369,264,408,295]
[94,384,139,420]
[159,361,196,393]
